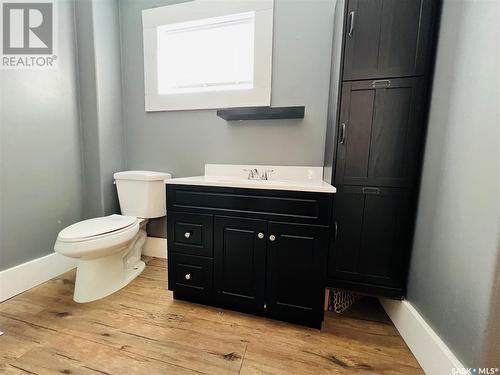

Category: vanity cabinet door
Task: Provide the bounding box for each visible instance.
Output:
[343,0,435,80]
[266,222,328,327]
[214,216,267,313]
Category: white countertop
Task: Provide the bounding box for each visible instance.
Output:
[165,164,336,194]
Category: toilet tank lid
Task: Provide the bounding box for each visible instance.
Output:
[114,170,172,181]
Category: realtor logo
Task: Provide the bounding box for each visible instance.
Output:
[3,2,52,54]
[1,1,57,68]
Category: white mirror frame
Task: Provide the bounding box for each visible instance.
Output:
[142,0,274,112]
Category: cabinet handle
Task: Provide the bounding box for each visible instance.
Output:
[184,232,191,239]
[348,11,355,37]
[372,79,391,88]
[362,187,380,195]
[185,273,191,280]
[269,235,276,242]
[334,221,338,241]
[258,232,264,239]
[340,123,346,144]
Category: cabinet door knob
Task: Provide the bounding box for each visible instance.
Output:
[258,232,264,239]
[269,235,276,242]
[184,232,191,239]
[185,273,191,280]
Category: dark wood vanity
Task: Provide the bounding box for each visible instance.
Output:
[166,0,441,328]
[166,184,333,328]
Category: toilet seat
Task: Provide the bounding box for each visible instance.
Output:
[58,214,138,242]
[54,215,140,259]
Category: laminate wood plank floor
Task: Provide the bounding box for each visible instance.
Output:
[0,257,423,374]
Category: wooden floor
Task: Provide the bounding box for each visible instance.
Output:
[0,257,422,374]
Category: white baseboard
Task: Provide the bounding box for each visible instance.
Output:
[0,252,77,303]
[143,237,167,259]
[380,298,464,375]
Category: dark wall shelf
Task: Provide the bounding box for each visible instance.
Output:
[216,106,305,121]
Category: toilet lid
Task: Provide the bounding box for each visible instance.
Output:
[58,214,137,241]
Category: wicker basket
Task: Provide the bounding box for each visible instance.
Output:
[328,288,361,313]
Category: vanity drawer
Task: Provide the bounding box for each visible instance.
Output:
[168,253,213,300]
[167,212,213,257]
[167,185,333,225]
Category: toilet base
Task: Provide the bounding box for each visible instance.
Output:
[73,230,147,303]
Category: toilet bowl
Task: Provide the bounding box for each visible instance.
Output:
[54,171,171,303]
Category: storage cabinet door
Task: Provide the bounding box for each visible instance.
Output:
[266,222,328,326]
[343,0,435,80]
[328,186,412,287]
[335,78,425,188]
[214,216,267,312]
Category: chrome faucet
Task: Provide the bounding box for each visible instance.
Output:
[243,168,274,180]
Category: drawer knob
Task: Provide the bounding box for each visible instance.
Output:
[184,232,191,239]
[258,232,264,239]
[269,235,276,242]
[185,273,191,280]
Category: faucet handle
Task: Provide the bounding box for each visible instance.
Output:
[243,168,256,179]
[262,169,274,180]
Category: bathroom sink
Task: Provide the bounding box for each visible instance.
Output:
[165,164,336,193]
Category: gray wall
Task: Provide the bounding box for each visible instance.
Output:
[75,0,101,218]
[323,0,344,183]
[407,0,500,367]
[76,0,124,218]
[119,0,335,177]
[0,0,84,270]
[92,0,125,216]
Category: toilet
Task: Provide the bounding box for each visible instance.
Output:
[54,171,171,303]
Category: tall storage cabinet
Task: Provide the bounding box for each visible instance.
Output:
[325,0,440,297]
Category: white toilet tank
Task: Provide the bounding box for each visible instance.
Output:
[114,171,171,218]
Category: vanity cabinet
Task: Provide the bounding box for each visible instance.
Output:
[343,0,436,80]
[167,184,333,328]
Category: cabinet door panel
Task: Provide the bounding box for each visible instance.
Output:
[328,186,412,287]
[344,0,383,79]
[336,78,424,188]
[214,216,267,312]
[267,222,328,326]
[343,0,435,80]
[368,86,412,179]
[343,88,375,178]
[378,0,422,77]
